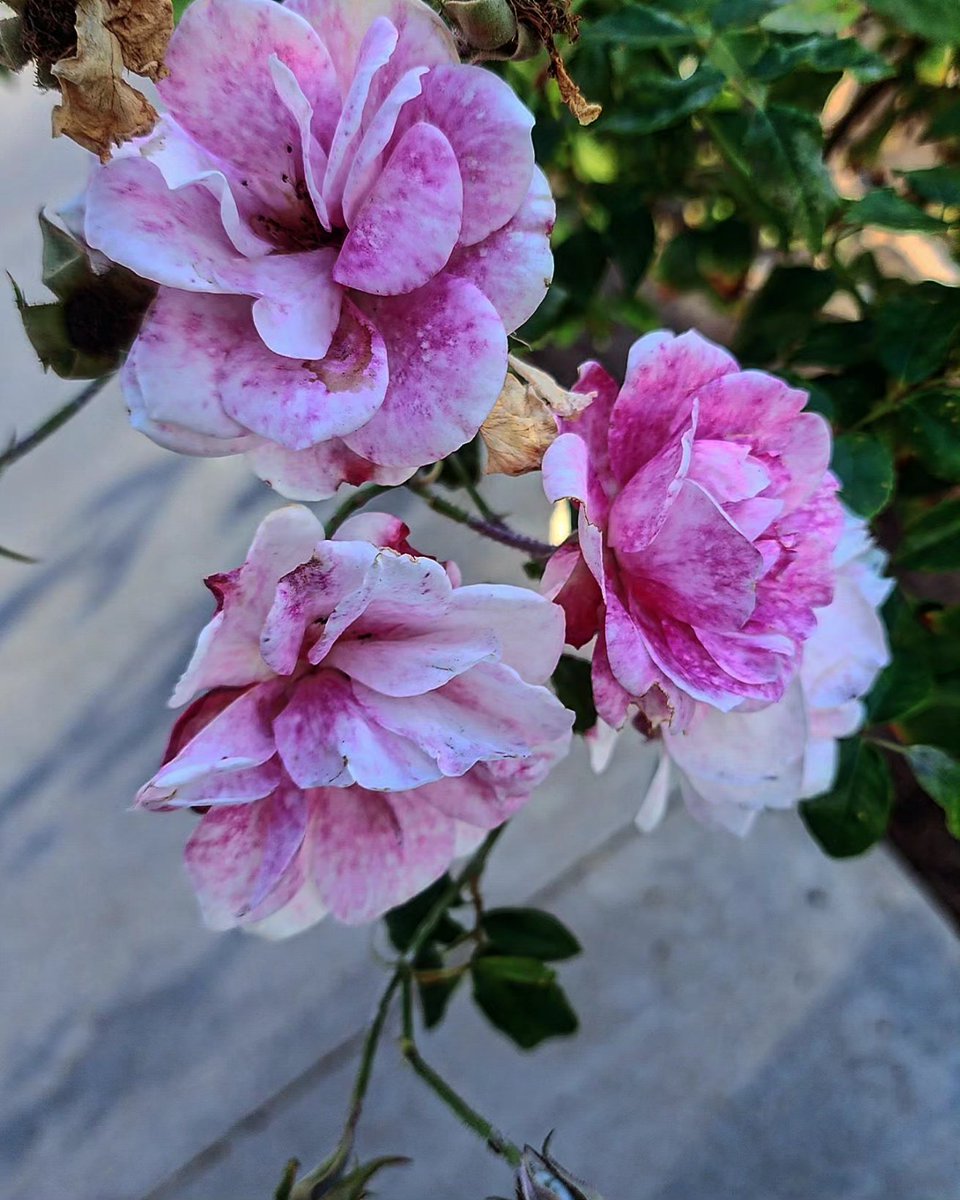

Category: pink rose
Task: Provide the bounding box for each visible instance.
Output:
[543,330,844,731]
[136,506,571,932]
[75,0,554,499]
[633,511,893,835]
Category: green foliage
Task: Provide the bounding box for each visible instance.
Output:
[900,744,960,837]
[471,955,579,1049]
[831,431,895,516]
[481,908,582,961]
[551,655,598,734]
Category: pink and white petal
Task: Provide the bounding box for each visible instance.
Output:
[171,507,324,706]
[620,480,763,633]
[272,673,357,787]
[184,784,308,930]
[134,116,272,257]
[687,440,769,504]
[551,360,620,520]
[635,749,673,833]
[606,436,690,556]
[586,716,620,774]
[345,276,507,467]
[335,122,462,296]
[259,541,379,675]
[801,736,841,799]
[342,549,454,639]
[446,166,554,332]
[322,17,399,225]
[268,55,331,229]
[694,368,807,444]
[609,330,735,483]
[85,157,247,293]
[220,298,387,450]
[601,579,659,704]
[414,769,512,828]
[592,633,633,729]
[403,65,534,246]
[443,584,566,683]
[332,511,416,551]
[547,549,602,649]
[307,785,455,923]
[483,731,571,799]
[635,616,767,711]
[801,572,890,712]
[148,681,286,794]
[141,757,283,810]
[678,781,759,836]
[778,411,833,511]
[286,0,456,96]
[725,496,784,541]
[246,249,342,360]
[696,628,793,688]
[161,0,339,218]
[341,66,429,227]
[542,432,591,508]
[328,624,498,696]
[353,661,572,776]
[248,439,414,501]
[244,856,329,938]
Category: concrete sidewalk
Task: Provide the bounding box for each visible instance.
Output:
[2,76,959,1200]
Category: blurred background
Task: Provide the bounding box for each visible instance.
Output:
[4,3,960,1196]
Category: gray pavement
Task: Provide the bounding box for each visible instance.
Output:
[2,75,960,1200]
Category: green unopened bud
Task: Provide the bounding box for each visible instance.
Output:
[516,1143,606,1200]
[443,0,517,51]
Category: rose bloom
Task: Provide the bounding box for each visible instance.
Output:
[73,0,553,498]
[137,507,572,933]
[543,330,845,731]
[631,511,893,835]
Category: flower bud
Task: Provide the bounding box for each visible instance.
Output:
[516,1143,606,1200]
[443,0,517,51]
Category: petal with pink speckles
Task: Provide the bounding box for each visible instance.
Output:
[247,439,414,501]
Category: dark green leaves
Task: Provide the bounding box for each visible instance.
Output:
[801,739,893,857]
[899,390,960,482]
[876,283,960,385]
[552,655,597,735]
[896,499,960,571]
[384,875,463,953]
[481,908,582,961]
[843,189,949,234]
[901,166,960,209]
[604,66,726,135]
[831,431,895,517]
[734,265,836,363]
[900,745,960,838]
[866,0,960,43]
[584,5,693,47]
[471,956,579,1050]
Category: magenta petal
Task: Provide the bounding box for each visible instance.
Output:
[336,121,463,296]
[602,572,659,700]
[620,481,763,632]
[221,298,387,449]
[636,616,765,711]
[405,64,534,245]
[446,165,554,331]
[608,330,735,483]
[332,511,414,550]
[160,0,339,219]
[606,436,690,555]
[542,547,602,650]
[247,440,414,501]
[591,633,632,728]
[345,275,507,466]
[307,786,455,924]
[172,506,324,706]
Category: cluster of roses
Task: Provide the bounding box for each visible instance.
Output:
[70,0,891,936]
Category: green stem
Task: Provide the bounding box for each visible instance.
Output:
[408,483,555,559]
[399,974,522,1167]
[448,453,501,523]
[324,483,396,536]
[0,374,112,474]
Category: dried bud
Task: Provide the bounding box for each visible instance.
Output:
[516,1143,606,1200]
[443,0,518,52]
[480,356,593,477]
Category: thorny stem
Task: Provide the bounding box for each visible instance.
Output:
[324,483,396,536]
[0,373,112,474]
[408,482,556,558]
[448,452,501,523]
[399,974,523,1167]
[296,829,509,1192]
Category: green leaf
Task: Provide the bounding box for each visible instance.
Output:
[384,875,464,953]
[471,956,579,1049]
[710,0,778,29]
[899,389,960,482]
[602,196,656,291]
[901,166,960,209]
[896,499,960,571]
[414,947,462,1030]
[172,0,193,18]
[866,0,960,43]
[900,745,960,838]
[876,282,960,385]
[831,432,895,517]
[754,35,892,82]
[866,655,934,723]
[584,5,694,46]
[741,104,837,250]
[481,908,582,962]
[734,265,837,363]
[843,189,948,233]
[38,213,94,300]
[801,739,893,857]
[552,655,597,735]
[792,319,876,368]
[762,0,863,34]
[604,66,726,135]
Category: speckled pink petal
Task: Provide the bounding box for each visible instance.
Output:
[696,628,792,687]
[141,758,284,810]
[259,541,379,675]
[353,661,573,777]
[591,632,632,728]
[246,249,343,360]
[443,585,567,684]
[268,55,331,229]
[694,368,808,444]
[620,481,763,633]
[307,785,456,924]
[332,511,415,550]
[609,330,736,484]
[415,769,516,829]
[606,435,691,556]
[171,506,324,706]
[335,122,462,296]
[688,440,769,504]
[160,0,339,221]
[220,298,387,450]
[402,65,534,246]
[184,784,308,930]
[542,433,590,509]
[345,275,507,466]
[247,440,414,501]
[446,165,554,332]
[635,616,765,711]
[328,624,499,696]
[542,547,602,649]
[338,549,454,640]
[323,17,398,226]
[602,574,659,701]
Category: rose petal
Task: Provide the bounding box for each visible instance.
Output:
[247,440,414,501]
